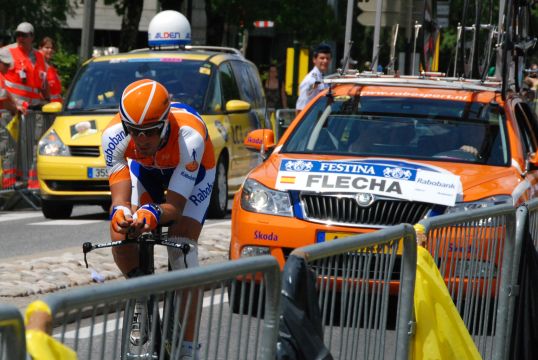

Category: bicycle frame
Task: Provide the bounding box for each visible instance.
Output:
[82,228,192,360]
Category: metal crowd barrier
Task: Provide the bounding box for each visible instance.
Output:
[0,304,26,360]
[41,255,281,360]
[0,109,54,210]
[418,204,517,360]
[286,224,417,360]
[525,198,538,251]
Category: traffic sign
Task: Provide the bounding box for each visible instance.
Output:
[357,0,401,12]
[357,11,405,27]
[253,20,274,28]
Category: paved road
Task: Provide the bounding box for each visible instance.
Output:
[0,205,232,310]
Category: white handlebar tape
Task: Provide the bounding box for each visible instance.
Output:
[167,237,198,270]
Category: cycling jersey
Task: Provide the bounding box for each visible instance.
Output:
[102,103,216,223]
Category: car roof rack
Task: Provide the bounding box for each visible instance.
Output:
[184,45,243,56]
[323,73,502,93]
[129,45,243,57]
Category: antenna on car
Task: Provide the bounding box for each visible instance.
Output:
[339,40,354,76]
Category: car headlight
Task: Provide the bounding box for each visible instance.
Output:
[241,178,293,217]
[241,246,271,257]
[38,130,70,156]
[444,195,512,214]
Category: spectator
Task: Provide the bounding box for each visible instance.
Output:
[265,63,287,110]
[39,36,62,103]
[0,47,23,115]
[4,22,49,108]
[295,43,332,112]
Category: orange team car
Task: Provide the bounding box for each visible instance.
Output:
[229,74,538,270]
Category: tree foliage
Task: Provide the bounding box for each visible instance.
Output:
[0,0,72,42]
[206,0,340,48]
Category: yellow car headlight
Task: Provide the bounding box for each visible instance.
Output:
[38,130,70,156]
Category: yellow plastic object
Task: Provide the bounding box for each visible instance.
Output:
[413,223,427,246]
[26,329,77,360]
[6,113,20,142]
[411,246,481,360]
[24,300,51,325]
[25,300,77,360]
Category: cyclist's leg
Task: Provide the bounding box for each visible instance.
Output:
[167,164,215,269]
[166,166,215,358]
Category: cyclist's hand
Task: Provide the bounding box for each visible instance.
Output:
[110,205,133,233]
[132,204,161,232]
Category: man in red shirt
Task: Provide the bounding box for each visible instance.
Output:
[4,22,49,108]
[0,47,23,114]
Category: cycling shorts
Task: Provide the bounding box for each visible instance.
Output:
[128,159,215,224]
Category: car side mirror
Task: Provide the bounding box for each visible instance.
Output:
[244,129,275,155]
[527,152,538,169]
[225,100,251,113]
[42,102,62,113]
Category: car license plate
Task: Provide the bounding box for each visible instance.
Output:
[87,167,108,179]
[316,231,358,243]
[317,231,403,254]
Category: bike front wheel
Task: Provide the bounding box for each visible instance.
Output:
[121,297,162,360]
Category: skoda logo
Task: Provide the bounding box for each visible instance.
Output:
[355,193,374,207]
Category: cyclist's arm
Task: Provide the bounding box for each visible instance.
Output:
[102,117,132,234]
[160,189,187,224]
[110,177,132,210]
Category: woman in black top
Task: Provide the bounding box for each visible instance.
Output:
[264,64,288,110]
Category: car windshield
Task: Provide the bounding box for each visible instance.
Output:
[282,95,508,166]
[65,58,211,112]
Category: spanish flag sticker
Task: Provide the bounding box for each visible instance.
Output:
[280,176,296,184]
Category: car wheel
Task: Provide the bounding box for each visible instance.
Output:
[207,156,228,218]
[41,200,73,219]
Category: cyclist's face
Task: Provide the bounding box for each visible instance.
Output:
[131,131,161,156]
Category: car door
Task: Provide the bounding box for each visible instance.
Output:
[218,61,254,189]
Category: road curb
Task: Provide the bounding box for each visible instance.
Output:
[0,225,231,297]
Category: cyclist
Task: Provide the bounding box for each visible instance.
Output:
[102,78,215,358]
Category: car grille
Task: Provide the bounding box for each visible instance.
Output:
[68,146,100,157]
[300,193,433,226]
[45,180,109,192]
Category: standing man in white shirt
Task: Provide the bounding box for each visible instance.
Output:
[295,44,332,112]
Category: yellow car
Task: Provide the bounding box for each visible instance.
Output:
[37,47,267,219]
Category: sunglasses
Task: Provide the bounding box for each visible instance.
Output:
[123,121,164,137]
[16,32,32,38]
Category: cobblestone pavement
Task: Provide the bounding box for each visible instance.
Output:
[0,223,231,310]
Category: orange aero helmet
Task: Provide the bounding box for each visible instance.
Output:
[119,79,171,138]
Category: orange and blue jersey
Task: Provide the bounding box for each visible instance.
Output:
[102,102,216,223]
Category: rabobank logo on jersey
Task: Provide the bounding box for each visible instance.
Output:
[189,182,213,206]
[104,130,127,167]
